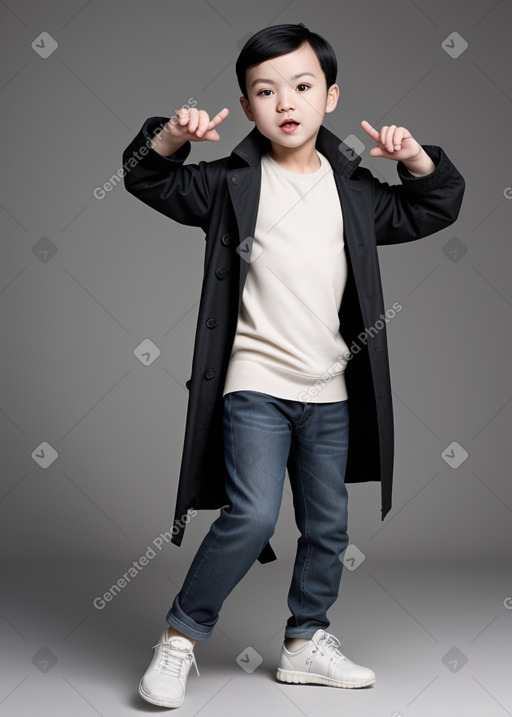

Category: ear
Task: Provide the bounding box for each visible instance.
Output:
[239,96,254,122]
[325,83,340,115]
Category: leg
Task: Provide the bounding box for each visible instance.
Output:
[166,390,292,640]
[284,399,350,638]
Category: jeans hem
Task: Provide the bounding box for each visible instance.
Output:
[166,595,214,641]
[284,627,328,639]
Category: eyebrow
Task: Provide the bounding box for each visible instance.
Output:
[250,72,317,88]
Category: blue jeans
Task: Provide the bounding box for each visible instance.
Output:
[166,390,350,641]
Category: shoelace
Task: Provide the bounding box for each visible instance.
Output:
[153,639,200,678]
[314,631,349,664]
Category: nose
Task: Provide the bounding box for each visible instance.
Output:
[276,86,295,112]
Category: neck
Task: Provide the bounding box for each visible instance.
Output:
[269,136,321,174]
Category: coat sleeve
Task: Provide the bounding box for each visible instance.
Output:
[122,116,217,232]
[367,144,465,246]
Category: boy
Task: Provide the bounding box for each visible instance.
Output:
[122,23,465,709]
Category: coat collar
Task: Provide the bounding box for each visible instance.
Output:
[230,123,362,178]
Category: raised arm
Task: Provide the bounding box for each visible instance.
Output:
[359,121,465,246]
[122,107,229,230]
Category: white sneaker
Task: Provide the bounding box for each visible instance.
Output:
[139,629,200,708]
[276,629,375,688]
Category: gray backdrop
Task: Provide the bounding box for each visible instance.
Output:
[1,1,511,716]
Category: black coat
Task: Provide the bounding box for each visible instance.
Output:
[123,116,465,564]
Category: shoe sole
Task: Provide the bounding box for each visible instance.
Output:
[276,667,375,689]
[139,679,184,708]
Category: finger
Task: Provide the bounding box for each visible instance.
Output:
[387,125,398,152]
[208,107,230,129]
[187,107,200,134]
[196,110,210,137]
[379,126,389,150]
[396,127,412,149]
[360,120,380,141]
[177,107,191,126]
[392,126,406,150]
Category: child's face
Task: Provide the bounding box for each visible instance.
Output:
[240,42,338,150]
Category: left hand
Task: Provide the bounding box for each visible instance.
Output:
[360,121,422,162]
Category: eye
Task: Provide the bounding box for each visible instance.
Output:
[256,84,311,97]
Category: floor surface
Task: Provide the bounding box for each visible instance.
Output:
[1,559,510,716]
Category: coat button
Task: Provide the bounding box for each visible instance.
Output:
[203,368,215,380]
[221,233,233,246]
[216,267,229,279]
[231,175,241,184]
[206,317,218,328]
[185,379,191,390]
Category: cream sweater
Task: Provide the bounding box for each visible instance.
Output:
[222,149,351,403]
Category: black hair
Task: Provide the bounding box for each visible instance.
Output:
[235,23,337,100]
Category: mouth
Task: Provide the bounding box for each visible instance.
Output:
[279,119,300,133]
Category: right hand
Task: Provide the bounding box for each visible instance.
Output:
[169,106,230,142]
